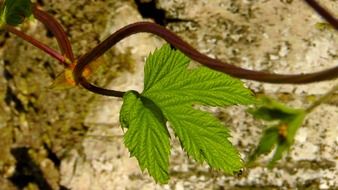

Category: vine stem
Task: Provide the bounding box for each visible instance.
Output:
[73,0,338,97]
[3,1,338,98]
[305,84,338,113]
[75,22,338,84]
[304,0,338,30]
[5,25,67,65]
[32,4,75,62]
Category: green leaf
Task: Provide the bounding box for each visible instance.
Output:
[248,126,279,162]
[143,45,254,106]
[164,105,243,173]
[269,142,289,168]
[285,111,306,144]
[247,97,306,166]
[1,0,32,26]
[120,90,139,129]
[121,91,170,184]
[248,97,302,121]
[120,44,255,183]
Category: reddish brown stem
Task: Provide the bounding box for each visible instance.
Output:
[5,25,66,64]
[32,4,75,62]
[304,0,338,30]
[74,22,338,97]
[5,1,336,98]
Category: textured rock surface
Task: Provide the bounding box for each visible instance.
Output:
[1,0,337,189]
[60,0,338,189]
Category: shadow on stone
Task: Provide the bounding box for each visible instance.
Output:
[9,147,53,190]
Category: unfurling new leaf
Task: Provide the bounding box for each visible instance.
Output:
[248,97,306,167]
[120,44,255,183]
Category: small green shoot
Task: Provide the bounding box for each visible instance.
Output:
[315,22,334,31]
[120,44,255,183]
[247,97,306,167]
